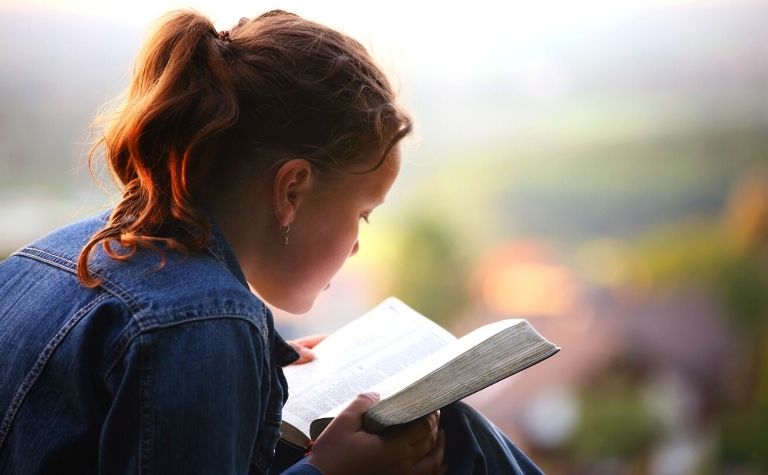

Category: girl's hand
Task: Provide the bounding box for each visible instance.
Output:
[306,393,446,475]
[287,334,326,364]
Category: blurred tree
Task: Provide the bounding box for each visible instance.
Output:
[385,214,468,327]
[725,170,768,256]
[717,171,768,471]
[619,170,768,471]
[566,363,660,470]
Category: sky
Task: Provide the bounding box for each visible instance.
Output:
[4,0,695,27]
[1,0,735,85]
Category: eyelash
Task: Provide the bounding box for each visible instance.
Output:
[361,214,370,224]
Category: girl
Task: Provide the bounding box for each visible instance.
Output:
[0,10,542,474]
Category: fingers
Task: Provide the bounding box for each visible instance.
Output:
[333,392,380,429]
[408,413,440,461]
[289,342,316,364]
[407,430,437,462]
[288,334,328,364]
[386,412,439,446]
[294,334,327,348]
[411,430,446,475]
[312,401,445,475]
[410,412,439,445]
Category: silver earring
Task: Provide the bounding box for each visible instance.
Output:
[283,224,291,246]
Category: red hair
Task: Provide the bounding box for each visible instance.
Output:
[78,10,412,286]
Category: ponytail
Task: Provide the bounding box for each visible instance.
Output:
[78,11,236,286]
[78,9,412,286]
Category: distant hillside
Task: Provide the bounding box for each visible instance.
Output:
[407,1,768,149]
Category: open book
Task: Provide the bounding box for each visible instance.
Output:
[280,297,560,449]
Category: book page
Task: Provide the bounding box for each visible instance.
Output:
[281,298,456,439]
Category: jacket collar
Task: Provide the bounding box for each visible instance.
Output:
[204,208,250,288]
[202,205,301,366]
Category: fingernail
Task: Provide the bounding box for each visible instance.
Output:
[359,392,380,402]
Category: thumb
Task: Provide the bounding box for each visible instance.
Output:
[334,392,380,427]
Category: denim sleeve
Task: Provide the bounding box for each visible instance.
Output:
[100,317,267,474]
[282,458,324,474]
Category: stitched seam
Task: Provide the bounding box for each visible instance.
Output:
[0,293,110,451]
[102,315,269,379]
[14,247,144,315]
[138,332,155,475]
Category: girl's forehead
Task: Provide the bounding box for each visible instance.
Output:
[314,143,401,198]
[365,152,400,197]
[326,152,399,201]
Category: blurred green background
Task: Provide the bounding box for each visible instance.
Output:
[2,1,767,473]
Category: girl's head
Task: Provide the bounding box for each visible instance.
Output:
[78,9,412,312]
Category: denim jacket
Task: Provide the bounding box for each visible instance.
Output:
[0,211,321,474]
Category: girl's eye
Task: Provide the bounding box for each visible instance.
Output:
[361,214,370,224]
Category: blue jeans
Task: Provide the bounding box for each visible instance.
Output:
[271,401,543,474]
[440,402,543,474]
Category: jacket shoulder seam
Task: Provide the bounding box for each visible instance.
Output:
[14,247,144,315]
[102,314,269,380]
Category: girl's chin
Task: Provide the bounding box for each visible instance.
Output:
[259,282,332,315]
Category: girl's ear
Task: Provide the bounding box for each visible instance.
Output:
[272,158,314,227]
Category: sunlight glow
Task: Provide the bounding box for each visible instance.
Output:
[6,0,729,37]
[3,0,737,92]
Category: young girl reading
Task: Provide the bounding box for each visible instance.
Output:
[0,9,543,474]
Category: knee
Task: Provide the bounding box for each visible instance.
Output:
[440,400,487,429]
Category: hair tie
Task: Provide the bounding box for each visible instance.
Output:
[218,30,231,42]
